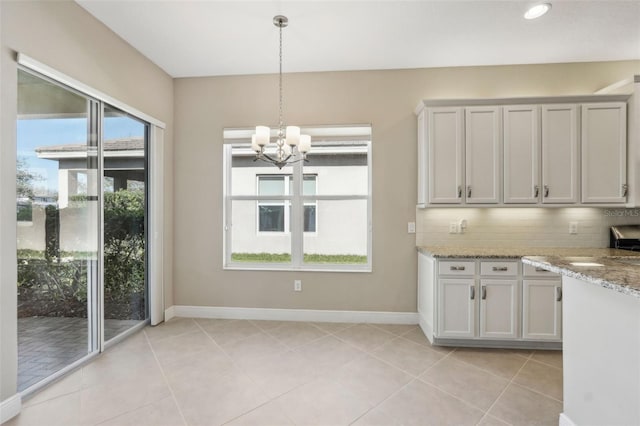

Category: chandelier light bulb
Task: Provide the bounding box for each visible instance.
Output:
[255,126,271,146]
[286,126,300,146]
[299,134,311,154]
[251,134,260,152]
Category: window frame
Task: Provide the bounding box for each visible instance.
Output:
[255,174,318,235]
[223,125,372,272]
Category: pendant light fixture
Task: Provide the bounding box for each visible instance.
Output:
[251,15,311,169]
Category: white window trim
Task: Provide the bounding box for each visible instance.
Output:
[255,175,318,235]
[223,125,372,272]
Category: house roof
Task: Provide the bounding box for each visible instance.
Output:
[35,137,144,154]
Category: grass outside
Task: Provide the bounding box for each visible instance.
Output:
[231,252,367,264]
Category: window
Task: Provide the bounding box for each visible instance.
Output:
[223,125,371,271]
[257,175,317,233]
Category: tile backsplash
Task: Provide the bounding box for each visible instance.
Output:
[416,207,640,248]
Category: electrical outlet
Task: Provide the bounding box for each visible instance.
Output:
[569,222,578,234]
[449,222,458,234]
[294,280,302,292]
[459,219,467,234]
[408,222,416,234]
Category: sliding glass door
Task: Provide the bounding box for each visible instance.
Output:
[16,69,149,392]
[102,106,148,342]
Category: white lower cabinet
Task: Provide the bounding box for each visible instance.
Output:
[521,264,562,341]
[437,278,475,338]
[418,253,562,348]
[479,279,519,339]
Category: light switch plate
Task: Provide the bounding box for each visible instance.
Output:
[408,222,416,234]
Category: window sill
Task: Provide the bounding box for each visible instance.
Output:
[223,264,372,273]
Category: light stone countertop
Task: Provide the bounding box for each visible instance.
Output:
[522,256,640,299]
[416,246,640,259]
[417,246,640,299]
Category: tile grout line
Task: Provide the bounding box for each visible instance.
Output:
[478,355,538,425]
[142,327,190,426]
[193,319,301,426]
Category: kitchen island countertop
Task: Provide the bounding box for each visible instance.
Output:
[522,255,640,299]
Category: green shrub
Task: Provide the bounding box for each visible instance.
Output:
[17,189,146,320]
[231,252,367,264]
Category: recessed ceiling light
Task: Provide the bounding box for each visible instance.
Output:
[524,3,552,20]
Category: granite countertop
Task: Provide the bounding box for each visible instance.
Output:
[416,246,640,259]
[418,246,640,298]
[522,255,640,299]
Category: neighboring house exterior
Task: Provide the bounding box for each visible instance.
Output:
[17,138,144,253]
[229,142,369,257]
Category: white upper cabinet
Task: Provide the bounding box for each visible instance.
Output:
[541,104,579,204]
[581,102,627,203]
[427,107,464,204]
[503,105,540,204]
[465,107,501,204]
[416,95,629,207]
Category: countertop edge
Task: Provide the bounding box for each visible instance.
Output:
[522,257,640,299]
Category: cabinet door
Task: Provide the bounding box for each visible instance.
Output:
[522,279,562,341]
[581,102,627,203]
[465,106,501,204]
[437,278,475,338]
[427,108,464,204]
[504,105,540,204]
[479,279,519,339]
[541,104,579,204]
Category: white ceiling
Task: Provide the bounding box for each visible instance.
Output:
[76,0,640,78]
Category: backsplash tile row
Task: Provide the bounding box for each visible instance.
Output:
[416,208,640,248]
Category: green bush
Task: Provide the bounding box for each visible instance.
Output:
[231,252,367,264]
[17,189,146,320]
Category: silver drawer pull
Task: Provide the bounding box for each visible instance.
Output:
[470,286,475,300]
[481,285,487,300]
[492,266,509,272]
[556,287,562,302]
[535,267,547,272]
[450,266,466,271]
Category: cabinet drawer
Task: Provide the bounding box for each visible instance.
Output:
[523,263,559,277]
[480,261,518,276]
[439,261,476,276]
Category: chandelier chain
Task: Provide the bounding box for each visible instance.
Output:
[278,22,284,132]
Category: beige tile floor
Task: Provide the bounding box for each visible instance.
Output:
[6,318,563,426]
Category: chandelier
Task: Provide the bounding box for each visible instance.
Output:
[251,15,311,169]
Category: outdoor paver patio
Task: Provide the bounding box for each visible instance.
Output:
[18,316,142,391]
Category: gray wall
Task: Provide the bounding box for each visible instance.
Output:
[173,61,640,312]
[0,0,173,402]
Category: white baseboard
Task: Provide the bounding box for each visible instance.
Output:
[559,413,576,426]
[0,394,22,424]
[171,305,419,324]
[164,306,175,322]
